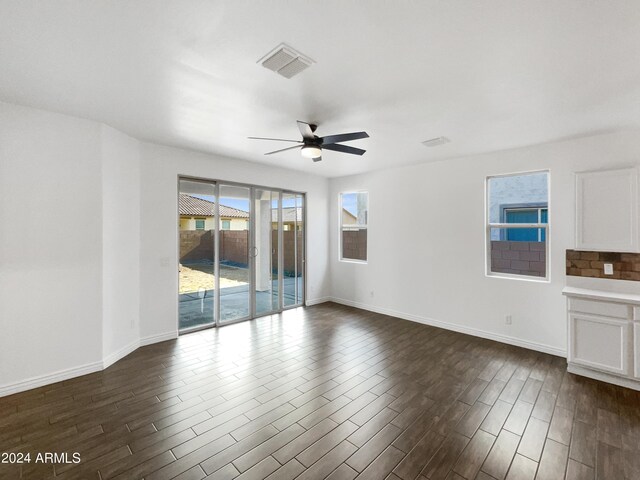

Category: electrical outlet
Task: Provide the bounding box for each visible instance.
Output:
[604,263,614,275]
[505,315,512,325]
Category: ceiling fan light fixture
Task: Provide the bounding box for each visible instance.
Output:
[301,145,322,158]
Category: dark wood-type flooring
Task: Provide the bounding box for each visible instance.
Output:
[2,303,640,480]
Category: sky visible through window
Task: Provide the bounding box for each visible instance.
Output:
[341,193,358,217]
[190,194,298,213]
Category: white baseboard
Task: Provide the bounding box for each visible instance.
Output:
[330,296,567,358]
[140,331,178,346]
[0,331,178,398]
[2,299,567,399]
[568,364,640,391]
[102,339,140,369]
[0,360,103,398]
[306,297,331,306]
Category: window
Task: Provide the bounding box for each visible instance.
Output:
[195,219,205,230]
[340,192,368,262]
[487,172,549,280]
[221,220,231,230]
[503,207,548,241]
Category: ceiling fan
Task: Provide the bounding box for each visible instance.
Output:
[249,121,369,162]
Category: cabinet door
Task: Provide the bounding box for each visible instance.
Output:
[575,168,639,252]
[569,313,630,375]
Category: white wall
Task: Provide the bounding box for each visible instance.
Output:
[138,142,331,341]
[0,102,104,390]
[101,125,141,366]
[7,97,635,394]
[0,101,330,395]
[329,130,640,356]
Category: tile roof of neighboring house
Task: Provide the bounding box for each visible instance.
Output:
[179,194,249,218]
[342,208,356,220]
[272,207,303,223]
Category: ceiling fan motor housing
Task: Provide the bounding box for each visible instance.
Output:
[304,136,322,147]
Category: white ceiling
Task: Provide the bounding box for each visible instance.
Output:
[1,1,639,178]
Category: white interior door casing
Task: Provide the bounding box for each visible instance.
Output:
[575,167,639,252]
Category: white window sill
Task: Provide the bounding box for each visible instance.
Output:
[339,258,368,265]
[486,272,550,283]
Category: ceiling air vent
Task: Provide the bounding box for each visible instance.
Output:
[422,136,450,147]
[259,43,314,79]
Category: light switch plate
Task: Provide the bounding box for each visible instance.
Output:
[604,263,614,275]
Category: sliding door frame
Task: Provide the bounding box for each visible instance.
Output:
[216,182,253,327]
[277,193,284,311]
[177,175,306,333]
[176,177,217,335]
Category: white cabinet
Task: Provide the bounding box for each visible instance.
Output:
[635,324,640,379]
[564,287,640,390]
[575,167,639,252]
[568,312,629,375]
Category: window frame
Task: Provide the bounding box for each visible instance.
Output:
[485,170,550,282]
[339,191,368,264]
[501,205,548,242]
[194,218,206,230]
[221,219,231,230]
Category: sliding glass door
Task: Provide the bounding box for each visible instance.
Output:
[178,178,305,332]
[282,193,305,307]
[218,184,251,324]
[178,179,217,330]
[254,189,280,316]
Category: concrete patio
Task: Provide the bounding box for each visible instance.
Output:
[179,277,304,330]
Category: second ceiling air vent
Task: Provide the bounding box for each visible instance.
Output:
[259,43,314,79]
[422,136,450,147]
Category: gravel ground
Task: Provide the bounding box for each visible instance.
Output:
[179,263,248,293]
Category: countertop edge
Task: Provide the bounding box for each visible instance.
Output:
[562,286,640,305]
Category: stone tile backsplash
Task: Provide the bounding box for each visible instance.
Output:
[566,250,640,281]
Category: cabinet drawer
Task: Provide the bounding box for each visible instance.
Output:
[569,313,630,376]
[569,298,630,319]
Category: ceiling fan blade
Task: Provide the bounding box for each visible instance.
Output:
[264,145,301,155]
[320,131,369,144]
[248,136,302,143]
[312,156,322,162]
[297,121,315,140]
[321,143,366,156]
